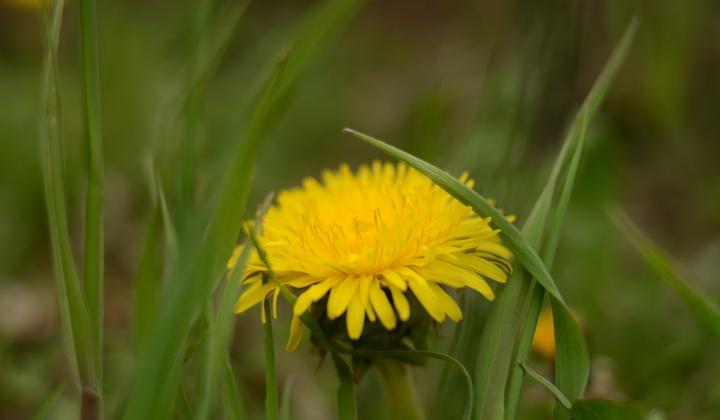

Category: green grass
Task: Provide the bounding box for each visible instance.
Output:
[20,1,719,419]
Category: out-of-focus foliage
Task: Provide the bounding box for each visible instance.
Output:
[1,0,719,419]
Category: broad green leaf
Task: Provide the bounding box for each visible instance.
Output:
[611,209,720,335]
[570,399,644,420]
[520,364,571,409]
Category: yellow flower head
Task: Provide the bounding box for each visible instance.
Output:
[229,161,512,350]
[531,308,556,360]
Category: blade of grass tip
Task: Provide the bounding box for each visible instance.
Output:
[174,0,214,232]
[279,375,295,420]
[343,128,565,305]
[78,0,105,401]
[176,0,252,110]
[263,298,279,420]
[506,107,589,420]
[40,0,96,400]
[610,209,720,335]
[508,19,638,417]
[193,196,272,420]
[549,112,590,420]
[223,362,248,420]
[520,364,572,410]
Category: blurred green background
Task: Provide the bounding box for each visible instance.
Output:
[1,0,719,418]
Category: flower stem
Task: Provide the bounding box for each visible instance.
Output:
[377,359,425,420]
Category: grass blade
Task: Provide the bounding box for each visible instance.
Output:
[133,204,163,350]
[40,0,96,401]
[279,375,295,420]
[193,197,270,420]
[78,0,105,408]
[343,128,565,305]
[520,364,571,409]
[223,363,248,420]
[124,2,365,417]
[507,19,637,419]
[610,209,720,335]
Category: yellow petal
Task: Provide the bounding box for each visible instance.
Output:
[346,296,365,339]
[286,315,305,351]
[293,276,341,316]
[327,276,359,319]
[399,268,445,322]
[272,288,280,319]
[370,283,396,330]
[466,276,495,300]
[429,283,463,322]
[390,286,410,321]
[359,275,376,322]
[235,282,276,313]
[381,270,407,291]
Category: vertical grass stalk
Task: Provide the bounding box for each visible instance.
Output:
[78,0,105,416]
[377,360,424,420]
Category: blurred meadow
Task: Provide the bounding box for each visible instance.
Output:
[1,0,719,419]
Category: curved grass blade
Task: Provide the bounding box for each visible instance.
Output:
[610,209,720,335]
[509,19,637,419]
[344,128,565,305]
[520,363,571,409]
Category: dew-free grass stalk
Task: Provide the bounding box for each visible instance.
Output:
[78,0,105,416]
[223,363,248,420]
[377,359,424,420]
[41,1,97,418]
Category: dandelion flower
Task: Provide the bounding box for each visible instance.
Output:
[229,161,512,350]
[531,308,556,360]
